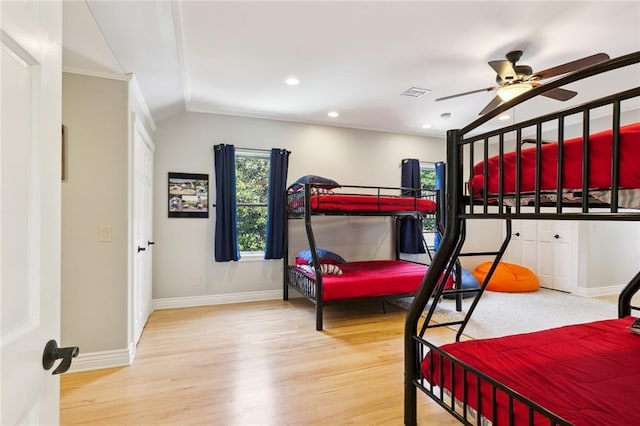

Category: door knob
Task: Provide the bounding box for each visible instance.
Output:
[147,240,155,246]
[513,232,520,237]
[554,234,560,239]
[138,246,146,253]
[42,339,79,375]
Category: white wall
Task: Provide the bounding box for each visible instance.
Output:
[61,73,129,352]
[152,112,447,301]
[584,220,640,290]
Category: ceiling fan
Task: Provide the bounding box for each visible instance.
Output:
[436,51,610,115]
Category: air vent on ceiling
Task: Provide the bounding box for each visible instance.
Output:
[401,87,431,97]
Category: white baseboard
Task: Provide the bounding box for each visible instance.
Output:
[574,284,625,297]
[68,346,134,373]
[152,289,282,310]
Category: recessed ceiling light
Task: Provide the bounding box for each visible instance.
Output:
[422,124,432,129]
[498,114,511,121]
[285,76,300,86]
[327,111,339,118]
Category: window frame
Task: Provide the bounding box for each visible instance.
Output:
[235,149,271,256]
[419,162,437,250]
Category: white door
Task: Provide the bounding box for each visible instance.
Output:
[505,220,523,264]
[537,220,577,292]
[520,220,537,273]
[131,115,154,347]
[1,2,63,424]
[537,221,555,289]
[550,221,576,293]
[505,220,536,273]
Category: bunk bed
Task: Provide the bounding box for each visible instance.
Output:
[404,51,640,426]
[283,182,442,330]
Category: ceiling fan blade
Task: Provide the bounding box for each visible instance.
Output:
[479,95,503,115]
[435,86,496,102]
[540,87,578,101]
[488,59,517,81]
[534,53,610,80]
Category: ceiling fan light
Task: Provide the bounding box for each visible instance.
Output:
[497,83,533,102]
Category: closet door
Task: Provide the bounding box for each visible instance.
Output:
[505,220,523,264]
[504,220,537,271]
[131,114,155,348]
[537,221,577,292]
[519,220,537,273]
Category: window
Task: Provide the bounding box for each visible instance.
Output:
[420,162,437,249]
[235,150,270,254]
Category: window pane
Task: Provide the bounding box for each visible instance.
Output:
[237,205,267,252]
[420,168,436,191]
[236,156,269,204]
[420,164,437,234]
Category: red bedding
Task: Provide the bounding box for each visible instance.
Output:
[309,193,437,213]
[470,122,640,198]
[293,260,430,301]
[421,316,640,425]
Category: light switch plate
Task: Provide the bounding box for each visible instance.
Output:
[99,225,112,242]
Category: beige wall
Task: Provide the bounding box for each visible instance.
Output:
[61,73,129,353]
[152,112,448,301]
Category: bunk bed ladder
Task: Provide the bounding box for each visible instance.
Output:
[416,216,513,342]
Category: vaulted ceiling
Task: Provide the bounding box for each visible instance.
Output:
[62,1,640,136]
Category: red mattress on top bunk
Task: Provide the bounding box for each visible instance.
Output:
[309,193,437,213]
[293,260,430,301]
[469,122,640,199]
[421,316,640,425]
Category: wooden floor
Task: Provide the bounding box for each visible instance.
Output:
[60,298,461,425]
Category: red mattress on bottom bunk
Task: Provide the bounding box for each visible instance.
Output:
[421,316,639,425]
[294,260,431,301]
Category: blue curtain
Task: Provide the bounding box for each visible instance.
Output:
[434,161,446,250]
[399,159,426,253]
[265,148,290,259]
[214,144,240,262]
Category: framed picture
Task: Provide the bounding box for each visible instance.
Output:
[168,172,209,218]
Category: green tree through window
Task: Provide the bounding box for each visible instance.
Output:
[236,151,270,253]
[420,163,437,248]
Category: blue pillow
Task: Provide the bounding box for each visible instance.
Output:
[295,248,347,265]
[290,175,340,192]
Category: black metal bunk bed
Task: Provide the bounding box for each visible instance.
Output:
[283,183,441,331]
[404,51,640,425]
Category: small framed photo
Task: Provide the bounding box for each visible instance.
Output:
[168,172,209,218]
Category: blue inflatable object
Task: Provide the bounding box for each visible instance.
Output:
[443,268,480,299]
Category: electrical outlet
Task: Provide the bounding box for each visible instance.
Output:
[193,275,201,286]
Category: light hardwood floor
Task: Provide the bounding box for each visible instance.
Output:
[60,298,461,425]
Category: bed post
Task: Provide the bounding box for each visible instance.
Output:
[619,270,640,318]
[302,184,324,331]
[404,129,464,425]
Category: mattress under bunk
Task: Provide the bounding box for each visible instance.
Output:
[419,316,639,425]
[289,260,432,302]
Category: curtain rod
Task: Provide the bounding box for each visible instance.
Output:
[213,145,290,154]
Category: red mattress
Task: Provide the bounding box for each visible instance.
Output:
[294,260,429,301]
[470,122,640,198]
[421,316,640,425]
[309,193,437,213]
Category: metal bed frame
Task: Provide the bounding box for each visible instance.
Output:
[404,51,640,425]
[282,183,440,330]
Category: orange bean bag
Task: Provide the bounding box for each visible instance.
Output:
[473,261,539,293]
